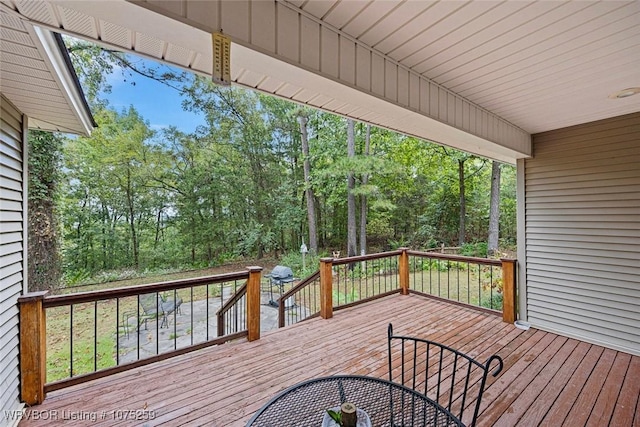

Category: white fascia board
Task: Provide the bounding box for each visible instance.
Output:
[29,25,94,136]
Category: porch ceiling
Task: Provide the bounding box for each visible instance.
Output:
[3,1,639,161]
[0,5,93,135]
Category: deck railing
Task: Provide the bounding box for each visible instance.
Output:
[278,249,515,327]
[216,267,262,338]
[277,251,404,327]
[18,268,262,405]
[278,271,321,327]
[19,251,515,406]
[407,250,509,313]
[217,283,247,336]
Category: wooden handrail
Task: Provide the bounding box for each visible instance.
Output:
[44,271,250,308]
[331,249,402,265]
[406,249,502,266]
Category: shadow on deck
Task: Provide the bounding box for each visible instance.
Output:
[19,294,639,426]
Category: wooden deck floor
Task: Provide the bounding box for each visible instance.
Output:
[20,294,639,426]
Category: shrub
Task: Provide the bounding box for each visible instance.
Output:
[480,292,503,310]
[460,242,488,257]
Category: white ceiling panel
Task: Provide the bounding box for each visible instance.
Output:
[321,0,368,30]
[340,0,401,39]
[358,0,434,48]
[300,0,337,20]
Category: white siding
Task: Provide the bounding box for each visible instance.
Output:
[525,112,640,356]
[0,95,25,422]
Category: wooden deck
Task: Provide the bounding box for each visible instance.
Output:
[20,294,639,426]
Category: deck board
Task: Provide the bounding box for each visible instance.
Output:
[18,294,640,427]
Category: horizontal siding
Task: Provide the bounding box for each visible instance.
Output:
[525,112,640,356]
[0,96,24,418]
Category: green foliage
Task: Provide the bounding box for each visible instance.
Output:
[327,410,342,425]
[480,292,503,310]
[54,39,518,282]
[333,288,360,305]
[460,242,488,258]
[280,251,322,278]
[416,258,449,272]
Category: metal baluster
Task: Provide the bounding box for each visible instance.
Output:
[116,298,120,365]
[490,265,494,309]
[137,295,140,361]
[70,305,74,378]
[94,300,98,372]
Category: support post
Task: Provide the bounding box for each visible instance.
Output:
[501,259,517,323]
[320,258,333,319]
[399,248,410,295]
[19,291,48,405]
[246,266,263,341]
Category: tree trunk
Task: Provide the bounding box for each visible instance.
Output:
[458,158,466,246]
[27,131,62,291]
[125,167,139,268]
[346,119,357,258]
[154,206,163,248]
[488,161,502,256]
[298,114,318,254]
[359,124,370,255]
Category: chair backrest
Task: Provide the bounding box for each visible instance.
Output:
[387,323,503,427]
[139,293,161,316]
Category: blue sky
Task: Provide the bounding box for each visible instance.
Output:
[102,58,206,134]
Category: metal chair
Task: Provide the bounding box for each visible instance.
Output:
[138,292,182,329]
[387,323,503,427]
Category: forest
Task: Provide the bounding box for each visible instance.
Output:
[27,39,516,290]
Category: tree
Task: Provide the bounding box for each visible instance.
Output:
[359,125,371,255]
[346,119,357,257]
[62,107,155,271]
[28,131,64,290]
[458,158,466,245]
[488,161,502,256]
[298,112,318,254]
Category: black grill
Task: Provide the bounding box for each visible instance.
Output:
[265,265,296,307]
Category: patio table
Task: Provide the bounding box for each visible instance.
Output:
[246,375,464,427]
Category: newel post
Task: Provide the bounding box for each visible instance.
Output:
[319,257,333,319]
[246,266,263,341]
[501,259,517,323]
[399,248,410,295]
[18,291,48,405]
